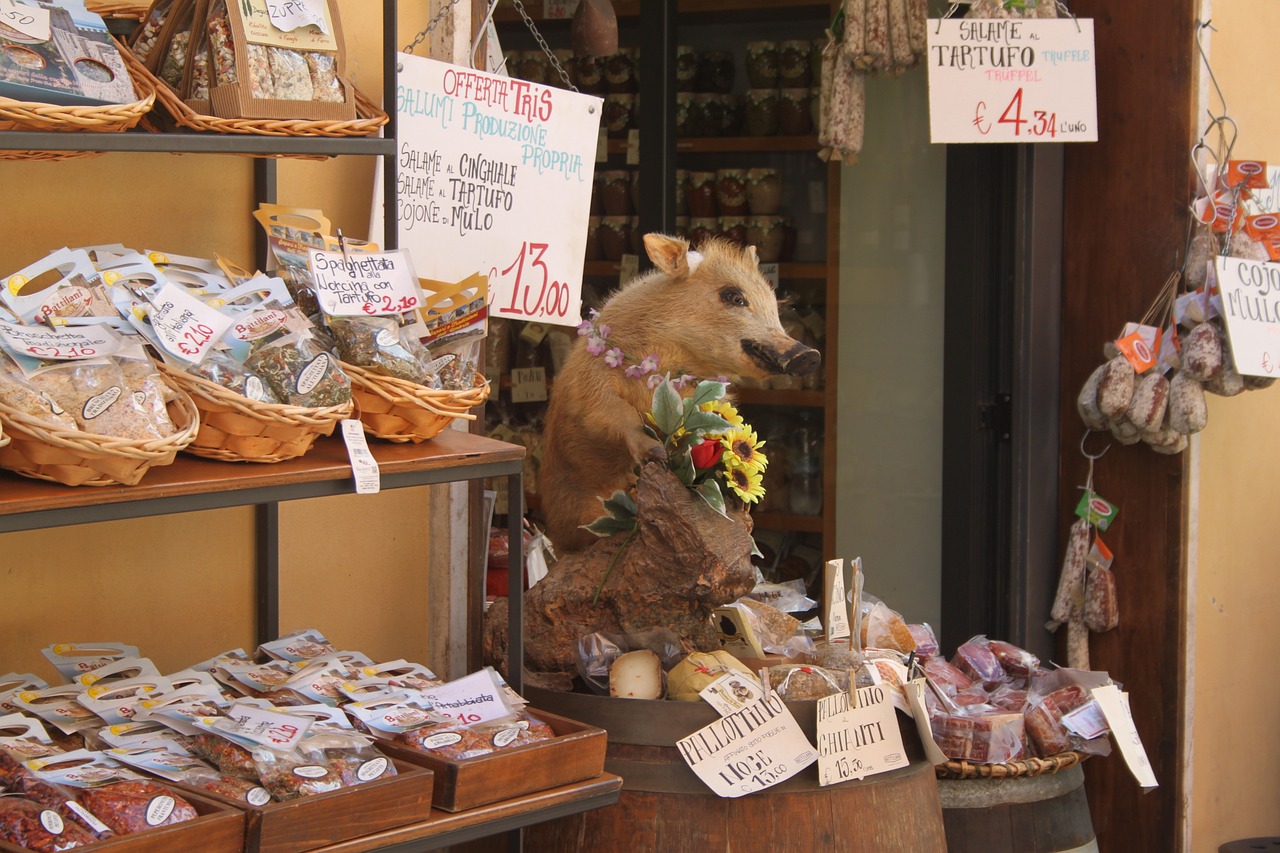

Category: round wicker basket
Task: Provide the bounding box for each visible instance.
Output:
[85,0,149,19]
[341,363,490,443]
[0,388,200,487]
[935,750,1087,781]
[0,38,155,134]
[156,363,353,463]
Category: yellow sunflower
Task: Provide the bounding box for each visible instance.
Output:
[701,400,744,433]
[725,462,766,504]
[721,426,768,472]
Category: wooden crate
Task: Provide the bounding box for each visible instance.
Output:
[169,759,434,853]
[0,788,246,853]
[375,710,606,813]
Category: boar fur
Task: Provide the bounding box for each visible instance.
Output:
[540,234,821,552]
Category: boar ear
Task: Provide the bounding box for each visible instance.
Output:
[745,244,759,265]
[643,233,692,278]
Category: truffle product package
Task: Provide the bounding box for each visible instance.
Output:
[0,2,137,107]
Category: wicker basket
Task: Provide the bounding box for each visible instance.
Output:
[935,750,1088,781]
[0,38,156,134]
[85,0,150,19]
[341,362,490,443]
[157,362,353,463]
[0,387,200,487]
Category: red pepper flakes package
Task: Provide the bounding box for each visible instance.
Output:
[951,636,1006,687]
[929,710,1026,765]
[0,796,98,852]
[251,728,394,801]
[23,751,197,836]
[393,712,555,762]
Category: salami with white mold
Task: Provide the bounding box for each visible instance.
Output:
[1126,372,1170,431]
[1076,363,1109,430]
[1169,371,1208,434]
[1096,355,1135,418]
[1181,322,1225,381]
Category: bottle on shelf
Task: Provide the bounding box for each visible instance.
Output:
[789,409,822,516]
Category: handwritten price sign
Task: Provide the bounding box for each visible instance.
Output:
[396,53,602,327]
[148,283,235,365]
[927,18,1097,144]
[309,249,422,317]
[0,321,122,362]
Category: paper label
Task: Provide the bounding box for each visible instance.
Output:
[421,731,463,749]
[544,0,580,19]
[149,283,235,365]
[511,366,548,403]
[145,795,174,826]
[825,558,850,643]
[904,678,949,765]
[293,765,328,779]
[759,263,780,288]
[416,668,512,725]
[677,693,817,798]
[1214,255,1280,377]
[619,254,640,287]
[220,703,314,749]
[309,250,421,317]
[247,787,272,806]
[713,605,766,659]
[1092,684,1157,788]
[492,726,521,747]
[356,757,388,781]
[817,685,909,785]
[1062,699,1111,740]
[266,0,329,33]
[65,802,110,834]
[1115,323,1161,373]
[0,321,121,363]
[38,809,63,835]
[0,0,51,42]
[396,53,601,326]
[626,129,640,166]
[927,19,1097,143]
[699,672,766,717]
[1074,491,1118,531]
[340,420,381,494]
[238,0,336,50]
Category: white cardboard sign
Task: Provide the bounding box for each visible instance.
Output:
[927,18,1098,143]
[816,685,908,785]
[0,321,122,362]
[1215,255,1280,377]
[148,283,235,365]
[415,668,511,726]
[308,249,421,317]
[1091,684,1158,789]
[676,693,817,798]
[396,53,601,327]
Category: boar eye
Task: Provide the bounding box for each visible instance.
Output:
[720,288,748,308]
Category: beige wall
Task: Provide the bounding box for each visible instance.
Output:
[0,2,450,678]
[1189,1,1280,849]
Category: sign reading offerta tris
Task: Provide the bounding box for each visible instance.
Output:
[395,53,602,328]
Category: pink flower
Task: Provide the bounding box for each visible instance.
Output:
[596,323,611,339]
[638,354,659,374]
[604,347,625,367]
[647,374,664,390]
[576,319,593,337]
[586,335,607,356]
[624,364,647,379]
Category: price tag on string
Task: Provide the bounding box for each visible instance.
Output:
[149,282,235,365]
[0,321,122,362]
[1214,255,1280,377]
[758,263,780,288]
[309,249,421,317]
[699,672,766,717]
[511,366,548,403]
[1091,685,1157,788]
[265,0,328,33]
[224,703,313,750]
[816,685,908,786]
[341,420,381,494]
[0,0,50,42]
[677,693,816,798]
[926,18,1098,143]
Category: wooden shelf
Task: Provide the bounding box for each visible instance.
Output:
[733,387,825,407]
[313,773,622,853]
[751,510,823,534]
[604,135,821,156]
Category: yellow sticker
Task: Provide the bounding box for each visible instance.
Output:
[148,252,168,264]
[7,275,27,295]
[79,673,100,686]
[102,271,121,286]
[17,691,37,702]
[206,298,226,309]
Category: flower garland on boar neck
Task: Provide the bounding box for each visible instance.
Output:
[586,375,769,603]
[577,308,729,391]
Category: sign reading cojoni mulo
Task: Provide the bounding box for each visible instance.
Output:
[395,53,602,327]
[1215,255,1280,377]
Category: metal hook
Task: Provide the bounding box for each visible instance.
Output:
[469,0,501,72]
[1055,1,1081,33]
[1196,20,1228,122]
[936,3,962,33]
[1080,429,1110,461]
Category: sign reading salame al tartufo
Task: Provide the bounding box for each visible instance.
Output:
[395,53,602,328]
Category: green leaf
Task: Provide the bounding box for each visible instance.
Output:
[601,490,638,520]
[651,378,682,435]
[583,515,639,537]
[669,448,696,485]
[682,411,733,435]
[693,480,728,517]
[689,380,727,408]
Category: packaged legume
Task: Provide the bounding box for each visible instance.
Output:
[131,0,179,64]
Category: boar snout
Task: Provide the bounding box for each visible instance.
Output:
[742,339,822,376]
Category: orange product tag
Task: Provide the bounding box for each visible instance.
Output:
[1245,212,1280,242]
[1115,323,1161,373]
[1209,192,1245,234]
[1226,160,1269,191]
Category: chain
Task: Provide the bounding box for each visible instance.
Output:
[403,0,467,54]
[510,0,578,92]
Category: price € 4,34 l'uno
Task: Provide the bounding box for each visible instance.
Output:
[492,241,573,319]
[972,87,1088,139]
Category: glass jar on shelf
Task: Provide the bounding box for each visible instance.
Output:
[788,410,822,516]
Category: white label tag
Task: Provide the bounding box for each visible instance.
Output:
[816,685,908,785]
[926,19,1098,143]
[0,0,51,42]
[309,250,421,317]
[356,757,388,781]
[511,366,548,403]
[544,0,580,19]
[149,283,235,365]
[699,672,766,717]
[341,420,381,494]
[145,795,175,826]
[0,320,122,362]
[293,765,328,779]
[1062,699,1111,740]
[416,668,512,725]
[266,0,329,33]
[824,558,850,643]
[226,702,313,750]
[904,678,949,765]
[247,787,272,806]
[758,263,780,288]
[676,693,817,798]
[1091,684,1158,788]
[619,254,640,287]
[38,809,63,835]
[626,129,640,166]
[65,802,110,835]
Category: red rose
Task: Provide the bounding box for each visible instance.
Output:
[690,439,724,469]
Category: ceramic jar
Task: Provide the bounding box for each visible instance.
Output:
[674,169,689,216]
[602,93,635,136]
[599,215,629,261]
[696,50,735,94]
[688,217,719,249]
[573,54,604,94]
[687,171,718,217]
[600,170,632,215]
[744,89,779,136]
[719,216,748,247]
[778,39,812,87]
[675,92,696,137]
[696,93,724,138]
[746,215,786,263]
[605,48,636,93]
[746,168,783,215]
[779,88,813,135]
[745,41,779,88]
[584,216,603,261]
[715,168,748,216]
[675,45,698,92]
[714,94,742,136]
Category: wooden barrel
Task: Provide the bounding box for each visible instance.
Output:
[522,687,947,853]
[939,765,1098,853]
